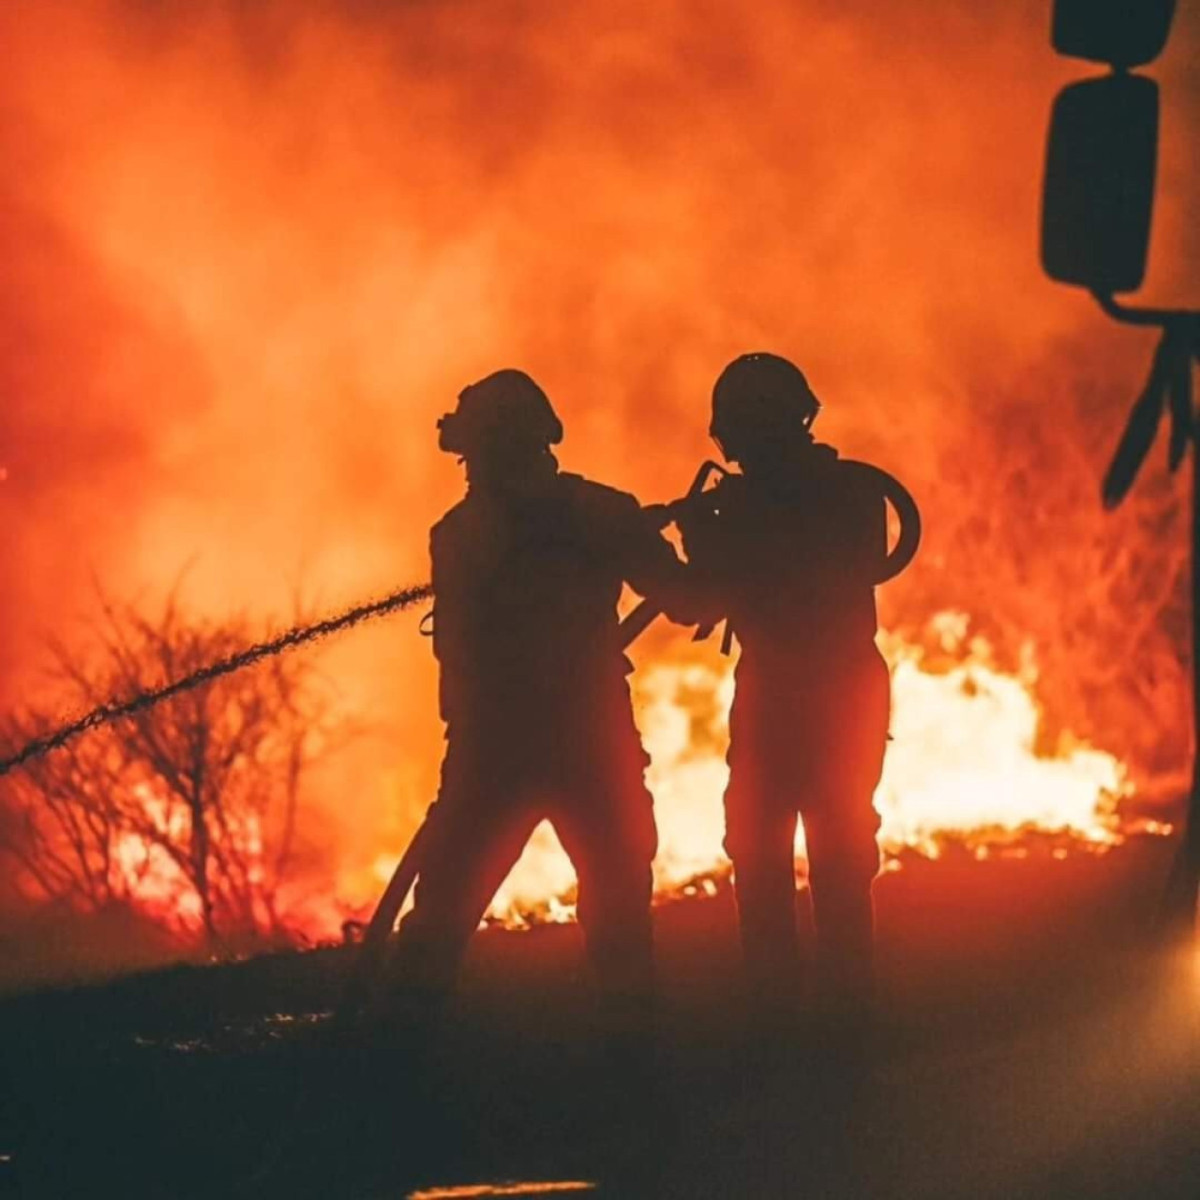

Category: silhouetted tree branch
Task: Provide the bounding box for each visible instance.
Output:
[0,592,343,949]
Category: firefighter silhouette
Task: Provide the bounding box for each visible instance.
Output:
[677,352,919,1013]
[386,369,691,1028]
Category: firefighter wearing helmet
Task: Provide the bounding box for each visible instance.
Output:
[387,368,692,1034]
[680,352,920,1019]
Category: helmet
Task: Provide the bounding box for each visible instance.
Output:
[437,369,564,457]
[710,352,820,463]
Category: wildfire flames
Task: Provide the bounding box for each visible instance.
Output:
[364,611,1159,934]
[79,608,1166,940]
[1,2,1196,966]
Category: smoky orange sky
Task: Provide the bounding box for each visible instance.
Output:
[2,1,1198,919]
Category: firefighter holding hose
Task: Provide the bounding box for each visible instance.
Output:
[676,352,920,1020]
[383,368,693,1037]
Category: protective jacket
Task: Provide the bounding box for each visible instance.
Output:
[391,460,690,1011]
[681,443,891,790]
[684,445,883,661]
[431,464,691,778]
[680,442,892,1001]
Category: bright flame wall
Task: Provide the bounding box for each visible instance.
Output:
[463,614,1132,929]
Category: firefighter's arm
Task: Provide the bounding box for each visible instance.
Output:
[429,523,473,725]
[623,496,727,628]
[613,500,698,625]
[673,488,736,628]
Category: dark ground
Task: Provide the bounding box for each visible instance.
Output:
[2,837,1198,1199]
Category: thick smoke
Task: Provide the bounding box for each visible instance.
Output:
[1,0,1197,945]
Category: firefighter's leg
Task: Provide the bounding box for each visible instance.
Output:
[554,781,658,1031]
[387,781,536,1014]
[555,777,660,1187]
[801,652,890,1007]
[801,801,882,1006]
[722,680,804,1010]
[780,649,889,1014]
[725,794,803,1009]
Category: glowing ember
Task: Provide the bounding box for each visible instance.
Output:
[111,785,203,925]
[112,833,203,925]
[110,784,274,934]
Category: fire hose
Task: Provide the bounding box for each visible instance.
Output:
[342,458,921,1017]
[0,562,667,1019]
[0,462,918,785]
[337,539,692,1018]
[620,457,923,647]
[0,457,920,1017]
[0,581,435,780]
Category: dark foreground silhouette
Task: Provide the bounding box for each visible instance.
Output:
[379,370,693,1033]
[1,841,1196,1199]
[677,353,920,1012]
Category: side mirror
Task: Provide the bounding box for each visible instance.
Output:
[1041,74,1158,294]
[1052,0,1176,69]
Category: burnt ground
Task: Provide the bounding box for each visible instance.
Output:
[1,837,1198,1199]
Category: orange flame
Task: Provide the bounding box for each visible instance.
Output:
[3,2,1196,964]
[299,611,1159,938]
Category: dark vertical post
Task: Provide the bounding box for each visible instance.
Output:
[1089,301,1198,937]
[1163,427,1200,935]
[1043,0,1194,937]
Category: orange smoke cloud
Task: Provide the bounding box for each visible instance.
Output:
[1,1,1197,944]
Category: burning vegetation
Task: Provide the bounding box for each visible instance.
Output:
[357,609,1160,933]
[0,600,1164,942]
[0,593,342,949]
